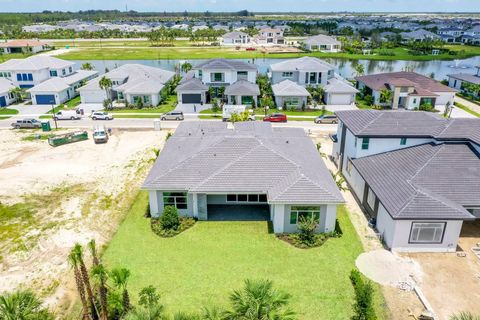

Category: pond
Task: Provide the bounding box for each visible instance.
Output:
[74,56,480,81]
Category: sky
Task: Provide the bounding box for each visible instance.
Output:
[0,0,477,13]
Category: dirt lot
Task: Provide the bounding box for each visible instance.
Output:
[405,221,480,319]
[0,128,167,315]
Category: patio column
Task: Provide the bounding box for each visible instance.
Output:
[192,193,199,218]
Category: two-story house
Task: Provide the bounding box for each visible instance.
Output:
[332,110,480,253]
[221,31,251,45]
[176,59,259,105]
[255,28,285,45]
[356,71,456,111]
[0,56,76,89]
[270,57,358,108]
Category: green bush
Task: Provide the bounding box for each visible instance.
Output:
[298,216,318,245]
[350,269,376,320]
[363,94,374,106]
[159,206,180,230]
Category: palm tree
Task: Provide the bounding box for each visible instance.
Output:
[124,304,166,320]
[9,87,26,103]
[99,76,113,109]
[450,312,480,320]
[354,64,365,77]
[72,244,98,319]
[379,89,393,105]
[110,268,131,314]
[180,62,193,74]
[89,240,108,320]
[0,290,54,320]
[81,63,94,71]
[68,248,91,320]
[224,279,295,320]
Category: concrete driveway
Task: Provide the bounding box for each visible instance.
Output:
[174,103,211,113]
[11,104,53,115]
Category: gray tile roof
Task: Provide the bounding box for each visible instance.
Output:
[336,110,480,146]
[224,80,260,96]
[175,77,208,92]
[304,34,340,46]
[352,143,479,220]
[324,78,359,94]
[194,59,257,71]
[270,57,334,72]
[0,56,74,71]
[0,78,15,94]
[447,73,480,85]
[272,79,310,97]
[143,121,344,204]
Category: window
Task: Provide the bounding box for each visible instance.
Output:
[400,138,407,145]
[16,74,21,81]
[237,71,248,80]
[211,73,224,82]
[366,188,376,211]
[284,97,299,107]
[282,72,293,78]
[346,158,353,174]
[62,69,66,76]
[27,74,33,81]
[163,192,187,209]
[226,194,267,203]
[309,72,317,83]
[198,70,202,77]
[50,70,58,77]
[409,222,446,244]
[22,74,28,81]
[290,206,321,224]
[361,138,370,150]
[143,95,150,104]
[117,92,124,100]
[69,67,73,73]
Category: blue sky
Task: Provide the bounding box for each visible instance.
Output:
[0,0,477,13]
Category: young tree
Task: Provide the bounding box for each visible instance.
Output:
[160,206,180,230]
[225,279,295,320]
[379,89,392,104]
[180,62,193,74]
[68,248,91,320]
[81,62,94,70]
[297,215,318,246]
[99,76,113,109]
[110,268,132,314]
[9,87,27,103]
[72,244,98,319]
[0,290,54,320]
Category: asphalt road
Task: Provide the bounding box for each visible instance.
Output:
[0,116,337,132]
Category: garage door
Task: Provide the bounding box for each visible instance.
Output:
[182,94,201,104]
[329,93,352,105]
[35,94,56,105]
[80,91,105,104]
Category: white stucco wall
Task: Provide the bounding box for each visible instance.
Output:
[80,89,107,104]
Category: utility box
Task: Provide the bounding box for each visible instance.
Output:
[153,119,161,131]
[41,120,51,132]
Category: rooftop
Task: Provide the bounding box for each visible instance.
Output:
[272,79,311,97]
[0,56,75,72]
[194,59,257,71]
[352,143,479,220]
[447,73,480,85]
[0,39,49,48]
[304,34,341,45]
[224,80,260,96]
[143,122,344,205]
[270,57,335,72]
[355,71,456,93]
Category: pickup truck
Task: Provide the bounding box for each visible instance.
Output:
[11,118,42,129]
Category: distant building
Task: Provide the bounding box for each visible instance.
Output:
[0,40,49,54]
[221,31,251,45]
[302,35,341,52]
[254,28,285,45]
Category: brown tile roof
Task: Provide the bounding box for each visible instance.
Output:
[0,40,49,48]
[355,71,456,93]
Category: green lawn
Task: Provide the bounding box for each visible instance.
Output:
[198,107,331,121]
[0,107,19,119]
[64,96,81,109]
[111,95,177,114]
[102,192,388,319]
[55,44,480,61]
[0,53,33,62]
[454,102,480,117]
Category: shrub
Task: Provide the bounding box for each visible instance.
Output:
[363,94,374,106]
[297,216,318,245]
[350,269,376,320]
[159,206,180,230]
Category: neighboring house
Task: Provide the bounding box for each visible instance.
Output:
[272,79,310,109]
[323,78,359,105]
[302,35,341,52]
[0,40,49,54]
[27,70,98,105]
[437,27,464,43]
[78,64,175,106]
[186,59,259,105]
[270,57,357,106]
[255,28,285,45]
[143,121,344,234]
[221,31,251,45]
[332,110,480,252]
[447,66,480,97]
[400,29,441,42]
[355,71,456,111]
[176,77,208,104]
[0,56,76,89]
[0,78,16,107]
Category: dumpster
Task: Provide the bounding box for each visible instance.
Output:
[41,120,51,132]
[48,131,88,147]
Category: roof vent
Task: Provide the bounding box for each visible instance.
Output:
[286,140,289,144]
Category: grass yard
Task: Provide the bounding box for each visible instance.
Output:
[102,191,388,319]
[0,107,19,119]
[55,44,480,61]
[454,102,480,117]
[198,107,331,121]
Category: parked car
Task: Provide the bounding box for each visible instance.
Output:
[11,118,42,129]
[246,47,256,51]
[263,113,287,122]
[53,110,81,120]
[93,126,109,144]
[160,111,184,121]
[314,115,338,124]
[90,111,113,120]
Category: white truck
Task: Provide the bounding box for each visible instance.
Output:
[53,110,81,120]
[222,105,255,122]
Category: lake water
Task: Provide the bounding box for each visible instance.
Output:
[74,56,480,81]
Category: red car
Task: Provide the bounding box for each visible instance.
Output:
[263,113,287,122]
[246,47,257,51]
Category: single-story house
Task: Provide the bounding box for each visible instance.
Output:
[224,79,260,105]
[323,78,359,105]
[222,31,251,45]
[400,29,441,42]
[272,79,310,109]
[0,40,50,54]
[302,35,341,52]
[143,121,344,234]
[332,110,480,252]
[27,70,98,105]
[447,67,480,97]
[0,78,16,107]
[176,77,208,104]
[78,64,175,106]
[355,71,456,111]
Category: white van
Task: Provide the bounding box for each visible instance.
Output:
[53,110,81,120]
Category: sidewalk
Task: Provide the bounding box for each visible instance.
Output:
[455,96,480,115]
